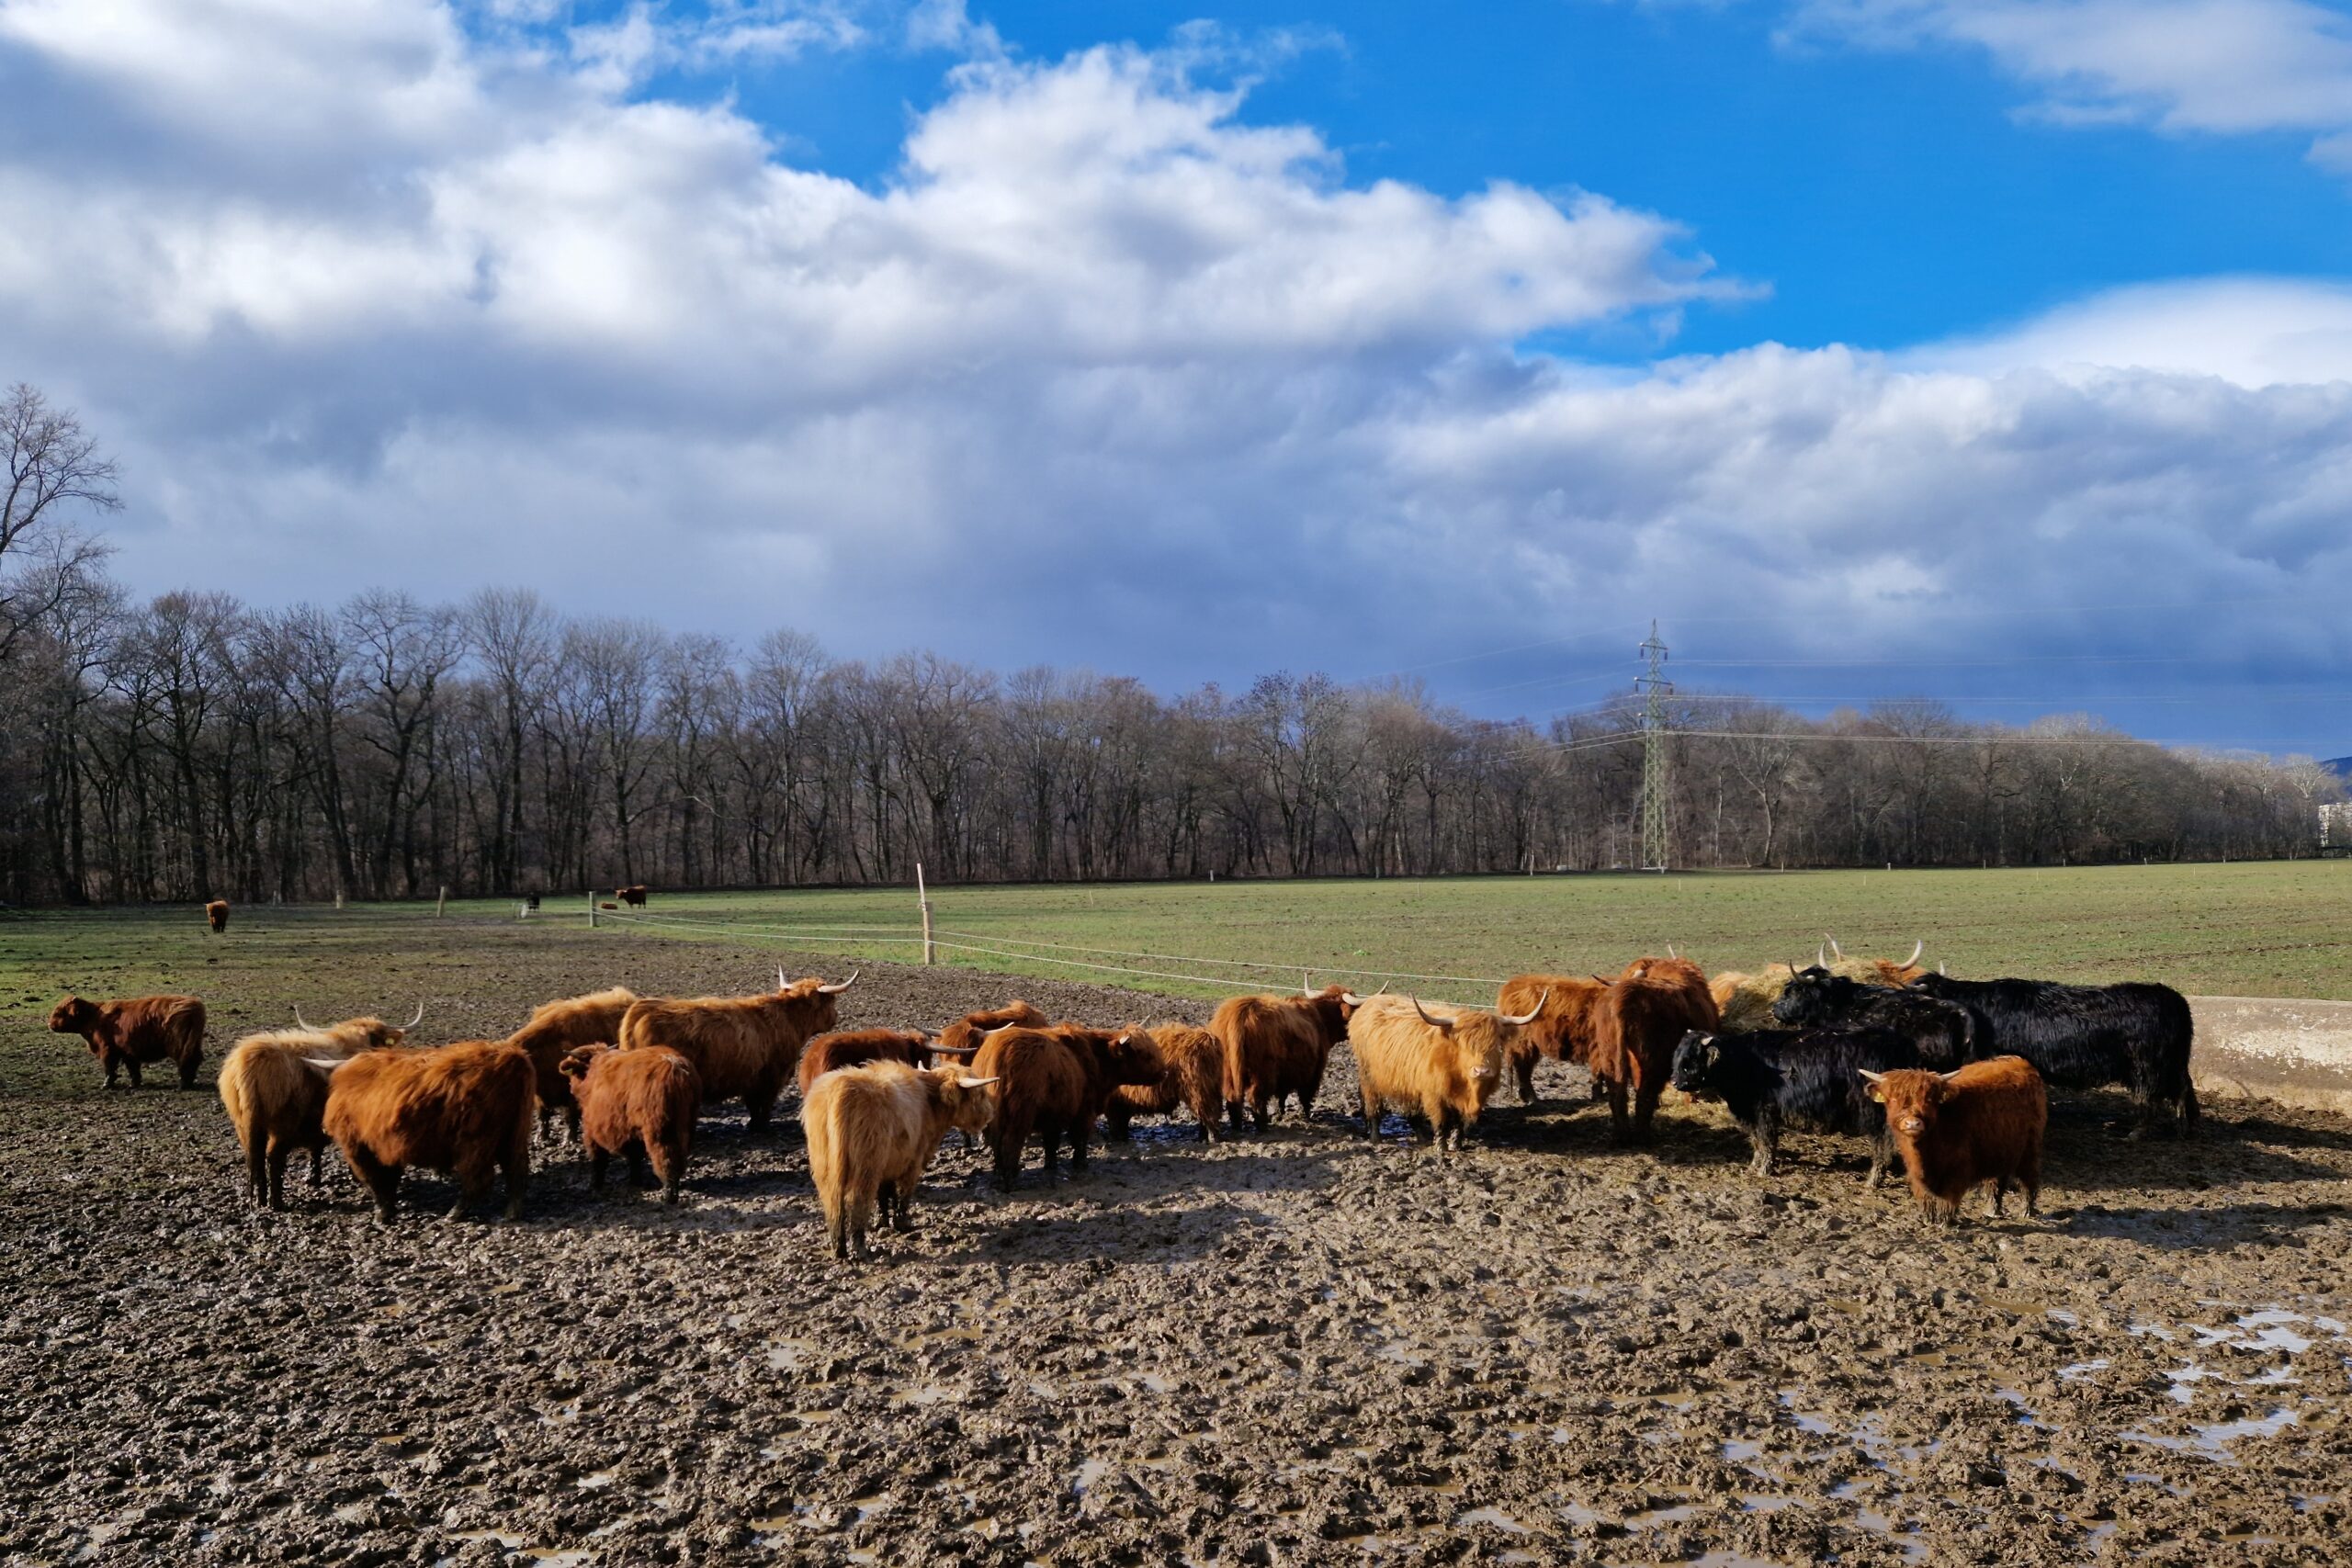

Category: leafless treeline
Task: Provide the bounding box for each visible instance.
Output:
[0,577,2338,905]
[0,385,2336,904]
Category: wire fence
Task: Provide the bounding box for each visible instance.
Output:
[583,906,1502,1010]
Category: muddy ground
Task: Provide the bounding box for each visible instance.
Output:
[2,911,2348,1566]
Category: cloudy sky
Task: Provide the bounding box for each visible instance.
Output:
[3,0,2349,753]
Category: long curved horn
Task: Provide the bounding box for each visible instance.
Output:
[932,1043,981,1057]
[1410,997,1453,1032]
[293,1005,311,1029]
[1498,987,1549,1027]
[1303,968,1314,996]
[777,964,788,992]
[404,999,425,1030]
[1858,1068,1886,1086]
[301,1056,349,1074]
[1666,943,1679,960]
[1815,943,1826,968]
[818,970,859,995]
[1340,982,1388,1007]
[1826,933,1844,959]
[957,1076,1001,1090]
[1905,940,1924,968]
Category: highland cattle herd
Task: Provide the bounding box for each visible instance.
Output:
[44,918,2205,1261]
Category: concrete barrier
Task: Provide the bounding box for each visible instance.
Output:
[2188,996,2352,1118]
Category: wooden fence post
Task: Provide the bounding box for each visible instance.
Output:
[435,886,447,919]
[588,889,597,929]
[916,862,935,966]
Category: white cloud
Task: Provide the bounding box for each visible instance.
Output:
[1789,0,2352,171]
[1,0,2349,742]
[1912,276,2352,388]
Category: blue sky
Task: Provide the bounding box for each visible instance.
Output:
[3,0,2351,753]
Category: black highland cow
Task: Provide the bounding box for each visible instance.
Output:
[1772,967,1974,1068]
[1670,1025,1922,1181]
[1907,973,2197,1135]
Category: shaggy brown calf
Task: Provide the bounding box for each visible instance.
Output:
[504,986,640,1138]
[618,969,856,1129]
[1212,984,1364,1133]
[559,1044,700,1203]
[1493,975,1611,1105]
[50,993,207,1089]
[970,1024,1161,1190]
[936,1000,1048,1056]
[320,1040,537,1222]
[218,1016,413,1208]
[1590,972,1717,1144]
[1862,1055,2047,1225]
[804,1061,1000,1259]
[1105,1021,1226,1143]
[1348,994,1540,1154]
[205,899,230,933]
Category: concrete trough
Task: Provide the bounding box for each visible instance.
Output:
[2189,995,2352,1117]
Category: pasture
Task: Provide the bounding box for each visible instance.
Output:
[2,880,2349,1565]
[567,859,2352,1004]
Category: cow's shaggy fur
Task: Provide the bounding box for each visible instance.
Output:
[1865,1056,2048,1224]
[1106,1022,1226,1142]
[1212,987,1359,1132]
[50,994,207,1089]
[618,975,853,1128]
[1908,974,2195,1134]
[1772,969,1973,1069]
[560,1044,699,1203]
[803,1061,999,1260]
[504,986,640,1137]
[322,1041,537,1223]
[218,1017,412,1207]
[1346,996,1522,1154]
[1670,1025,1920,1182]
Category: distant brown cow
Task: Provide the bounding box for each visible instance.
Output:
[50,994,207,1089]
[1105,1021,1227,1143]
[937,1000,1048,1056]
[617,969,856,1129]
[1348,993,1541,1154]
[804,1061,1000,1260]
[219,1016,415,1208]
[1495,975,1612,1106]
[1862,1056,2047,1226]
[560,1044,699,1203]
[504,986,640,1139]
[617,885,650,908]
[971,1024,1161,1190]
[1212,983,1367,1133]
[1590,971,1718,1144]
[319,1040,537,1223]
[205,899,229,933]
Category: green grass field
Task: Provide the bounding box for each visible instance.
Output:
[5,861,2346,1018]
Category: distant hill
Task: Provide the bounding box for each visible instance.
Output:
[2327,757,2352,780]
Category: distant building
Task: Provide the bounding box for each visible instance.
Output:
[2323,801,2352,853]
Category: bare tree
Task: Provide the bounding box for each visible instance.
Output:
[1,385,119,659]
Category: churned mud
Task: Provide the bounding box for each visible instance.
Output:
[2,914,2348,1565]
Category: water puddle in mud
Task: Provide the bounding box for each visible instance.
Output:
[2121,1407,2300,1464]
[1453,1506,1529,1533]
